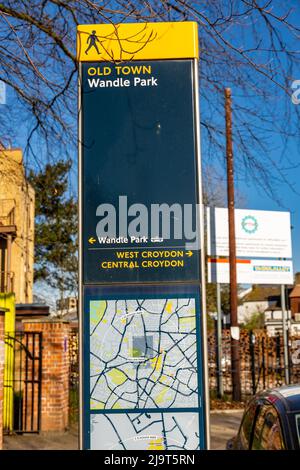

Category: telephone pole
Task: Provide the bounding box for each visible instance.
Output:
[225,88,241,402]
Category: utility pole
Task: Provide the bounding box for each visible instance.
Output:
[225,88,241,401]
[216,283,224,398]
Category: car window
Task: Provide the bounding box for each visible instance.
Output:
[260,409,285,450]
[251,405,267,450]
[252,405,285,450]
[296,415,300,447]
[239,402,257,449]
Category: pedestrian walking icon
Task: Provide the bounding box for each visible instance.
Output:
[85,31,101,55]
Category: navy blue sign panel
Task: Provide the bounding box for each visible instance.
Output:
[83,283,205,450]
[81,59,200,284]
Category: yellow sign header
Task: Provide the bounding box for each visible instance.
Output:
[77,22,198,62]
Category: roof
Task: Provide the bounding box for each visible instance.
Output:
[242,285,294,304]
[265,385,300,413]
[16,304,50,316]
[242,286,281,302]
[290,285,300,298]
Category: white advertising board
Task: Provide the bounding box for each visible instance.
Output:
[207,207,292,258]
[207,258,294,285]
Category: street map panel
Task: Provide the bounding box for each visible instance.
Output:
[90,411,200,450]
[90,298,198,410]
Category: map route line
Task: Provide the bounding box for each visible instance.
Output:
[165,333,197,369]
[101,375,139,407]
[103,414,126,451]
[134,299,167,402]
[172,416,188,447]
[90,300,108,336]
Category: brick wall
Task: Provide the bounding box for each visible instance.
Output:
[23,320,70,432]
[0,312,5,449]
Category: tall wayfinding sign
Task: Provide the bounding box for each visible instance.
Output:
[78,22,209,450]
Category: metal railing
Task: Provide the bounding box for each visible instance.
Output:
[4,332,42,434]
[0,271,14,293]
[0,199,16,226]
[208,328,300,400]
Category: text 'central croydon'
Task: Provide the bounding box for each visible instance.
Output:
[100,249,193,270]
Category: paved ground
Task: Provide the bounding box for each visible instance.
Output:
[3,412,243,450]
[3,424,79,450]
[210,410,243,450]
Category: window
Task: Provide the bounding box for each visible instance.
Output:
[251,405,267,450]
[296,414,300,447]
[251,405,285,450]
[239,402,258,449]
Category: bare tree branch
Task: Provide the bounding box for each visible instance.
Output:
[0,0,297,203]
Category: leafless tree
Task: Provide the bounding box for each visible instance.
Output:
[0,1,299,200]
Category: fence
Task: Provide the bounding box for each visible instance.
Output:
[208,328,300,399]
[3,332,42,433]
[69,328,79,423]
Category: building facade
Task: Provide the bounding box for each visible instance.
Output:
[0,148,34,303]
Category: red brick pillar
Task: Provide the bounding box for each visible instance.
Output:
[23,320,70,432]
[0,311,5,449]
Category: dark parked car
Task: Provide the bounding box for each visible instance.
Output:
[227,385,300,450]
